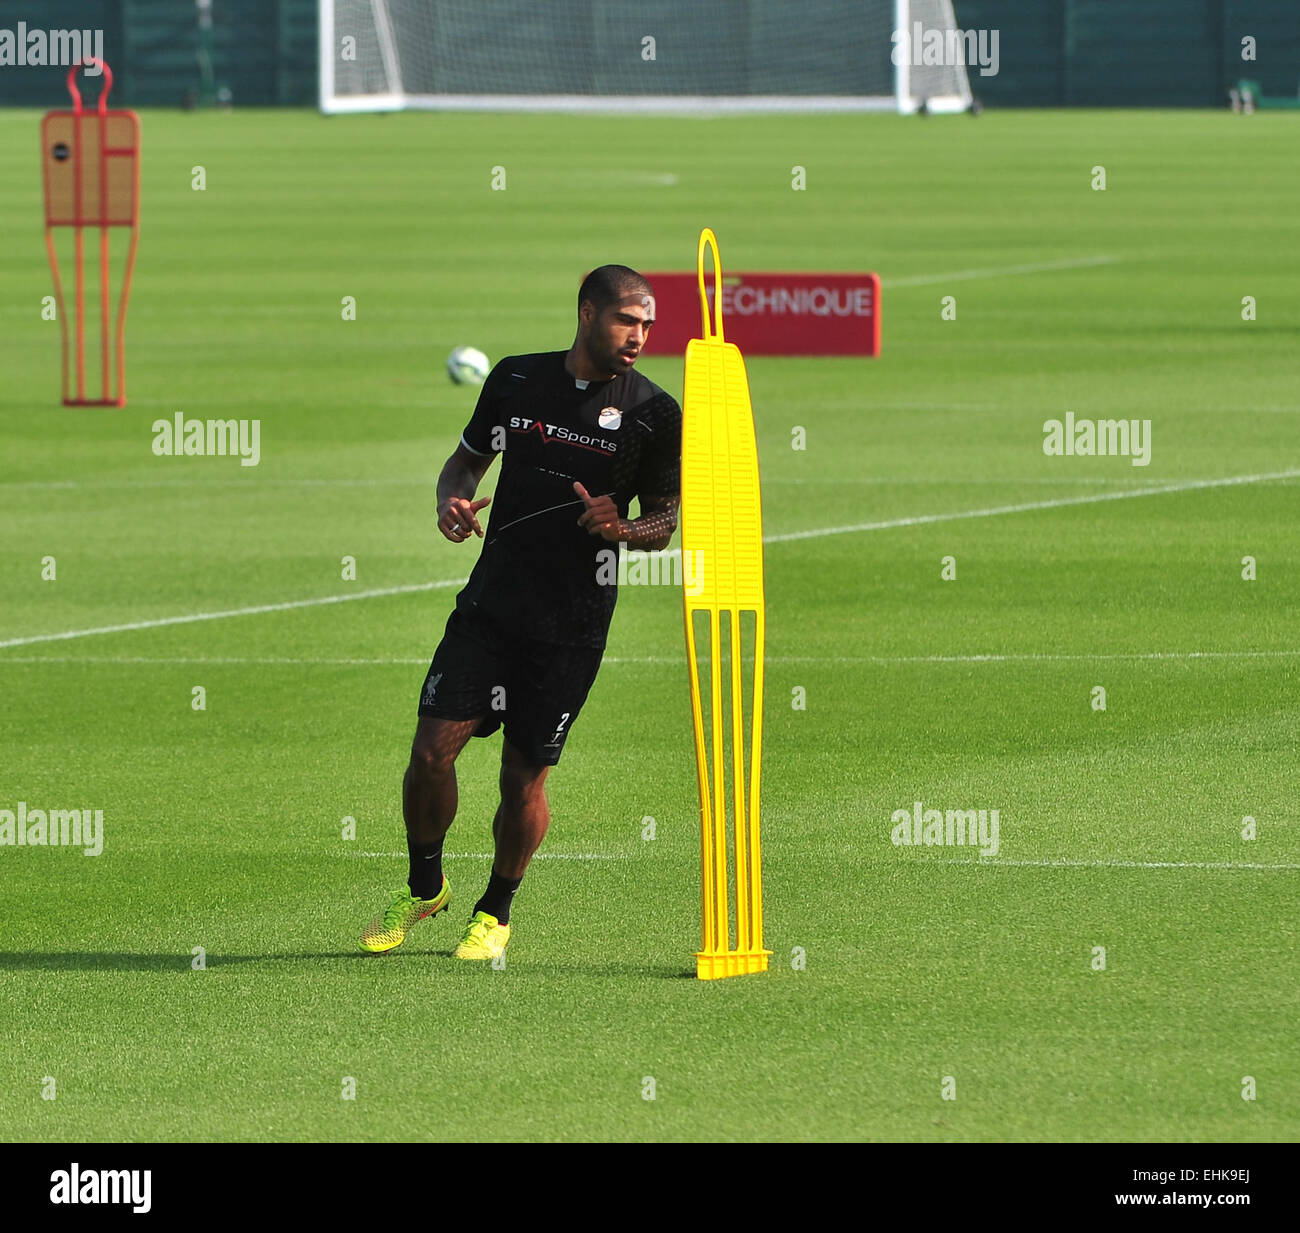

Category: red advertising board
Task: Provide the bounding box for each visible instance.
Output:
[641,272,880,357]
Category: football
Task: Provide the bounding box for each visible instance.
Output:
[446,346,490,386]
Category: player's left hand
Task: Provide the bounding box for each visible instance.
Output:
[574,482,625,542]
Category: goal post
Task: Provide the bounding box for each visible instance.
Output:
[318,0,973,115]
[896,0,977,114]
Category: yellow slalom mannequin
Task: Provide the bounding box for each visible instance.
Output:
[681,229,771,979]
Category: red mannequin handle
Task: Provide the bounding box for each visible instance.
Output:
[66,58,113,114]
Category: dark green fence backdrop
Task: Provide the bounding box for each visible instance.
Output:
[0,0,318,106]
[955,0,1300,106]
[0,0,1296,107]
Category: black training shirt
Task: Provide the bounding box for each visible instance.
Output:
[453,350,682,648]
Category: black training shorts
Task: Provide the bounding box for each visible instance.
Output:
[417,607,604,766]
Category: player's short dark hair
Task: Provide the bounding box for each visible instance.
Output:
[578,264,653,316]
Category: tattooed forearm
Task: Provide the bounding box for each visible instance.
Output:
[620,497,679,551]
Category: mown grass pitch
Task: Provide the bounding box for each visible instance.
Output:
[0,107,1296,1141]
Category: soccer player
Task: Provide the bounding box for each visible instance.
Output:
[360,265,682,961]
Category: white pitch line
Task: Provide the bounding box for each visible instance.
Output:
[2,466,1296,652]
[343,851,627,861]
[764,467,1300,544]
[0,655,439,666]
[767,475,1162,486]
[2,648,1297,668]
[762,648,1300,665]
[0,579,465,650]
[0,476,437,491]
[940,858,1300,870]
[884,255,1120,288]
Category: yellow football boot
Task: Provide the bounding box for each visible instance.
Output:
[359,878,450,954]
[452,910,511,961]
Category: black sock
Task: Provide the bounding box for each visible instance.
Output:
[408,838,444,900]
[474,870,523,924]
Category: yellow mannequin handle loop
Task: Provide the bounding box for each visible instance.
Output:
[696,227,724,343]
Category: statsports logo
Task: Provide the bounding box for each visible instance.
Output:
[508,416,617,454]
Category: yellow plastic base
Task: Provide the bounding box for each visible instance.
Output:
[695,950,772,980]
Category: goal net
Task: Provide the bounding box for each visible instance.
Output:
[319,0,973,115]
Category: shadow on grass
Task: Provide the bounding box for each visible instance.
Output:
[0,951,696,979]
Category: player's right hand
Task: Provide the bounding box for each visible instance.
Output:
[438,496,491,541]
